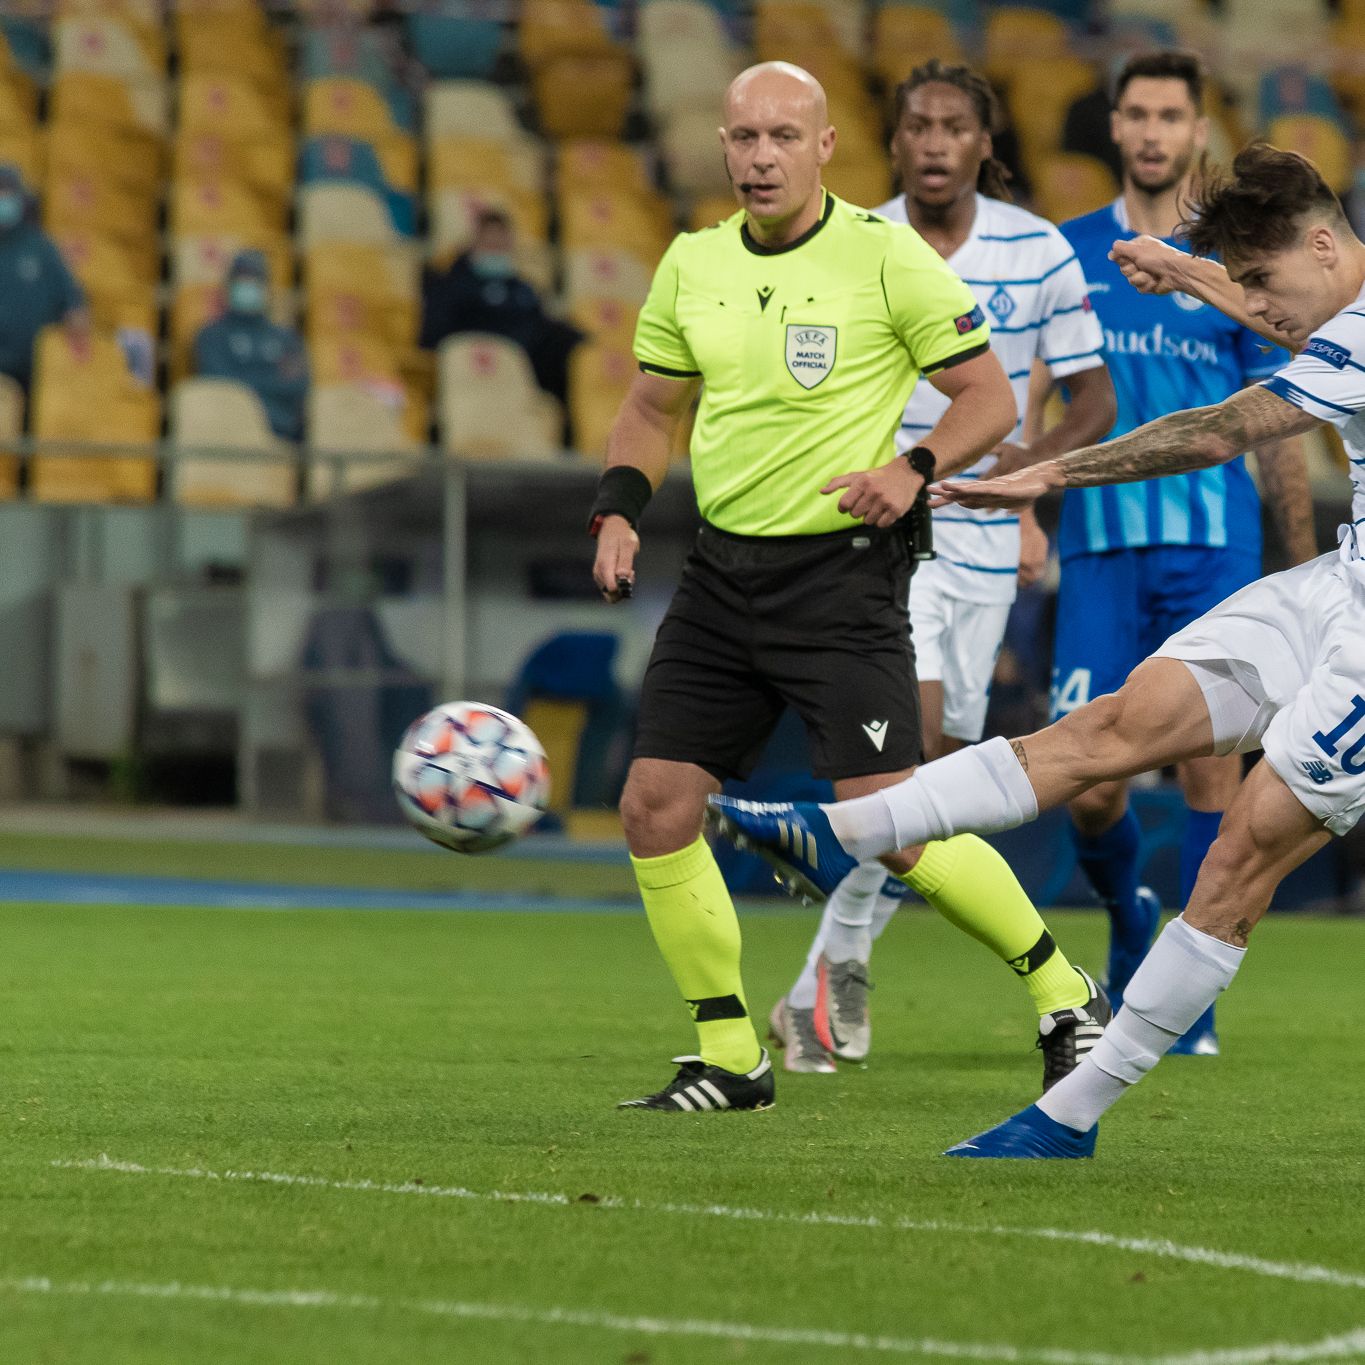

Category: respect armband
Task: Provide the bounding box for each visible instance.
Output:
[587,465,653,537]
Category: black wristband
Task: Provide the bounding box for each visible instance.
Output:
[588,465,653,537]
[906,445,936,479]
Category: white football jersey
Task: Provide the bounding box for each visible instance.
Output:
[1260,284,1365,587]
[876,193,1105,603]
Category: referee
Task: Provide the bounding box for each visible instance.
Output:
[592,62,1090,1112]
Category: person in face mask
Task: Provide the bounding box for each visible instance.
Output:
[0,163,91,394]
[420,208,583,406]
[193,249,309,442]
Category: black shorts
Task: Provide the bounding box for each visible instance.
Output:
[634,522,923,782]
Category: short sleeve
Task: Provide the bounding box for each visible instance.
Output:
[633,237,700,379]
[1034,238,1104,379]
[881,231,990,373]
[1236,322,1287,384]
[1261,312,1365,429]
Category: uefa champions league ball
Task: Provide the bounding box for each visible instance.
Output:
[393,702,551,854]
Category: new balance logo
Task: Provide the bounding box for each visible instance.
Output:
[1301,759,1333,786]
[862,719,888,752]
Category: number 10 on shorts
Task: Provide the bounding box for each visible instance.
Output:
[1312,694,1365,776]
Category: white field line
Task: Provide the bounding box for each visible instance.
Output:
[4,1273,1365,1365]
[52,1154,1365,1294]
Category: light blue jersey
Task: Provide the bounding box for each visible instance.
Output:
[1058,200,1285,561]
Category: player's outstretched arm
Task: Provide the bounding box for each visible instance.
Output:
[1110,236,1299,351]
[591,372,699,603]
[932,384,1323,511]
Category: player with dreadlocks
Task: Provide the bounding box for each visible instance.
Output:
[768,58,1119,1076]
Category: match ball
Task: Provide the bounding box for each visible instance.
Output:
[393,702,551,854]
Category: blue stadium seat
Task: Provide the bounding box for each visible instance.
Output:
[0,17,49,80]
[300,31,417,129]
[1258,67,1347,128]
[406,13,503,79]
[298,134,417,235]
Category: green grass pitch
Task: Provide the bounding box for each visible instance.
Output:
[0,833,1363,1363]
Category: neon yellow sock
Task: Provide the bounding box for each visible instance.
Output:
[898,834,1089,1016]
[630,836,761,1073]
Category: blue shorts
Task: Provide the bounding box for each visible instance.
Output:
[1050,543,1262,721]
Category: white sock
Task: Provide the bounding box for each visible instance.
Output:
[1037,916,1244,1132]
[822,738,1038,861]
[788,861,885,1007]
[869,881,902,943]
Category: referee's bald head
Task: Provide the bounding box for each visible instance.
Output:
[720,62,836,230]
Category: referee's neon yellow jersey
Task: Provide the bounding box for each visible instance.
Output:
[633,191,992,537]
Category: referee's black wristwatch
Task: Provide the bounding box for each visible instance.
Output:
[904,445,936,480]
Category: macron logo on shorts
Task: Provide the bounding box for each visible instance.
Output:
[862,719,889,752]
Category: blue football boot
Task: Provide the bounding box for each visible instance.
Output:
[945,1103,1097,1159]
[705,796,856,903]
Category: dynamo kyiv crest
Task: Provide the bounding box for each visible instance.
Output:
[785,325,837,389]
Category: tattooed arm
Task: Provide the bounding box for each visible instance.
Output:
[931,384,1324,511]
[1254,434,1318,566]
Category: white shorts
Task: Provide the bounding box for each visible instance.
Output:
[1155,553,1365,836]
[909,560,1012,743]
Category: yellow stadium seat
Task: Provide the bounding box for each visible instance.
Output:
[761,0,863,54]
[1266,114,1352,193]
[48,119,163,195]
[311,331,405,389]
[304,242,417,308]
[1007,57,1101,174]
[659,111,735,198]
[570,342,635,457]
[1033,152,1119,223]
[57,0,162,28]
[169,378,297,508]
[30,327,159,504]
[303,77,403,143]
[428,185,549,255]
[821,155,891,210]
[0,127,40,184]
[532,53,634,139]
[755,1,839,55]
[373,134,420,196]
[175,130,293,205]
[44,173,157,249]
[872,7,962,90]
[563,246,655,304]
[54,16,164,82]
[985,7,1070,85]
[425,80,523,141]
[0,374,22,499]
[307,384,422,499]
[687,193,739,231]
[172,176,286,238]
[568,294,638,347]
[0,70,38,133]
[439,334,561,460]
[172,233,292,294]
[297,183,399,249]
[307,286,417,350]
[168,282,224,385]
[50,71,168,137]
[520,0,619,67]
[427,135,544,195]
[558,190,670,261]
[178,20,287,91]
[555,139,651,197]
[53,227,156,299]
[179,73,287,139]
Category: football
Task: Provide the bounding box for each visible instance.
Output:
[392,702,551,854]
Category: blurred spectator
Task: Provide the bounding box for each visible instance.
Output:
[0,163,91,393]
[194,250,309,442]
[420,207,584,404]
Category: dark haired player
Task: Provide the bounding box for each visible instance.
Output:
[709,143,1365,1156]
[1034,51,1315,1050]
[771,59,1117,1075]
[588,61,1105,1113]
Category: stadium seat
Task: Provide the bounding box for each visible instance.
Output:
[173,233,292,295]
[983,6,1070,86]
[407,12,503,80]
[0,373,21,499]
[1258,66,1345,125]
[1032,152,1119,222]
[0,126,39,183]
[1266,114,1351,192]
[762,0,863,54]
[50,70,168,137]
[0,68,38,132]
[688,193,738,230]
[659,111,735,197]
[871,7,962,90]
[427,134,544,195]
[637,0,732,59]
[568,294,638,347]
[44,173,157,250]
[168,282,223,384]
[570,341,636,456]
[555,139,651,197]
[169,378,297,508]
[300,25,395,89]
[299,135,416,234]
[30,327,159,504]
[304,240,417,308]
[179,72,286,139]
[0,17,50,82]
[531,53,633,139]
[50,119,164,196]
[563,246,655,304]
[307,384,422,498]
[174,130,293,206]
[53,16,164,83]
[439,333,561,460]
[307,285,416,351]
[558,191,670,262]
[303,77,413,146]
[428,186,550,255]
[53,228,157,304]
[172,176,286,238]
[1007,56,1101,176]
[822,155,891,210]
[520,0,620,67]
[178,19,287,90]
[310,332,421,444]
[296,183,398,248]
[425,80,523,145]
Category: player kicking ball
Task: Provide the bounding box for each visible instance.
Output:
[709,143,1364,1156]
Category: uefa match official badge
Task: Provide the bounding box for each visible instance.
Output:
[785,325,837,389]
